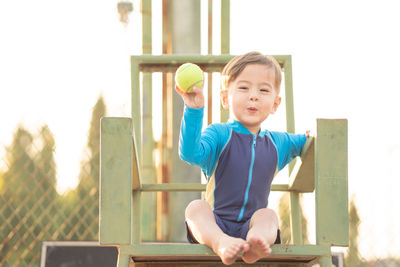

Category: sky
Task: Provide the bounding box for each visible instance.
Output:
[1,0,400,260]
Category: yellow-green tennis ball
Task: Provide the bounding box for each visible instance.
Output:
[175,63,204,93]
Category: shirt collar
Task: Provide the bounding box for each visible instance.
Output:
[227,119,257,135]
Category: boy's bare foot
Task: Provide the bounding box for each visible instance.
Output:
[212,235,249,265]
[242,236,272,264]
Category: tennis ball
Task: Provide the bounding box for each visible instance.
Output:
[175,63,204,93]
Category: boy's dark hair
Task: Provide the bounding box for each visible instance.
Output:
[221,52,282,91]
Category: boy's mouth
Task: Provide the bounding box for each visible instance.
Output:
[247,107,257,112]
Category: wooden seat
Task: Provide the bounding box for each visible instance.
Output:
[99,55,348,267]
[129,243,323,266]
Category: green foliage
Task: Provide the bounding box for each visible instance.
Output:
[75,96,107,240]
[277,192,309,244]
[0,125,58,265]
[345,197,364,266]
[0,95,107,266]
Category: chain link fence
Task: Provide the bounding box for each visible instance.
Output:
[1,97,399,266]
[0,99,104,267]
[0,131,98,267]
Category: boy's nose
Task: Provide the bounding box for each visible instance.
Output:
[249,89,259,101]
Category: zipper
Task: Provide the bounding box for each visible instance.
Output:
[237,135,257,221]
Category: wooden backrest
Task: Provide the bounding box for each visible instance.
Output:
[99,54,348,248]
[130,54,296,170]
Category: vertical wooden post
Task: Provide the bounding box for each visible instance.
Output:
[159,0,173,242]
[167,0,202,241]
[207,0,213,124]
[221,0,230,54]
[116,253,130,267]
[131,59,141,168]
[289,192,303,245]
[99,118,132,245]
[220,0,230,123]
[315,119,348,246]
[283,56,303,245]
[141,0,157,241]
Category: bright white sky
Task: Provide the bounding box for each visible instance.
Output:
[1,0,399,260]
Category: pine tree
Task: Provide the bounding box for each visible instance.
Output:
[345,197,364,266]
[0,127,37,264]
[32,126,58,243]
[75,96,106,240]
[277,192,309,244]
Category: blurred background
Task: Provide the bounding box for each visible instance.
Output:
[1,0,400,266]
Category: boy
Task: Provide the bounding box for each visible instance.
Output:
[175,52,308,265]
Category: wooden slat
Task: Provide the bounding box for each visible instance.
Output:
[100,117,132,245]
[121,243,330,258]
[289,137,315,192]
[131,258,318,266]
[315,119,348,246]
[131,59,141,168]
[138,183,291,192]
[131,55,290,73]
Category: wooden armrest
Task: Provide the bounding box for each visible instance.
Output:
[289,137,315,192]
[100,117,132,245]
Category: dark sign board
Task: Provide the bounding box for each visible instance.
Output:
[40,241,117,267]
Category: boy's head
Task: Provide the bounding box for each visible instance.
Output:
[220,52,282,134]
[221,52,282,92]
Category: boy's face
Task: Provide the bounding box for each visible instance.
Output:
[221,64,281,135]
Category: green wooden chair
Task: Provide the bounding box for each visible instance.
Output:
[99,55,348,267]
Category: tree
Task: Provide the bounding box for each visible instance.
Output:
[0,125,57,264]
[277,192,309,244]
[345,197,364,266]
[0,127,36,264]
[32,126,58,242]
[75,96,107,240]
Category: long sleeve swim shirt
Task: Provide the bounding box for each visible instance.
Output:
[179,106,307,222]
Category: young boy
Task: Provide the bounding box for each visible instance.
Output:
[175,52,308,265]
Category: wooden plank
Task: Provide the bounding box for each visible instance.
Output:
[289,137,315,192]
[131,58,141,169]
[284,55,295,135]
[131,53,291,67]
[221,0,230,54]
[121,243,330,257]
[141,0,157,241]
[289,192,303,245]
[131,135,141,190]
[139,183,291,192]
[99,117,132,245]
[315,119,348,246]
[133,261,311,267]
[132,255,317,265]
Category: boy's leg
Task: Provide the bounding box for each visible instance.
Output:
[185,199,249,265]
[242,208,279,264]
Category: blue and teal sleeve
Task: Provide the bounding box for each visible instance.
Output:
[179,106,230,177]
[268,131,307,171]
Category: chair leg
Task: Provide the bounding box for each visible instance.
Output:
[319,255,332,267]
[117,253,130,267]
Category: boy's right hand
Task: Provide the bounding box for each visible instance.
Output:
[175,84,204,109]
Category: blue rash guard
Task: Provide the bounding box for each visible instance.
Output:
[179,106,307,223]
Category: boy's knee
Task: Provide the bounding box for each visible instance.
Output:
[185,199,209,218]
[251,208,279,225]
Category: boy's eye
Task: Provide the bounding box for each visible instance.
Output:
[239,87,248,90]
[260,89,270,93]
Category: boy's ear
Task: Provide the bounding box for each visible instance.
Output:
[220,90,229,109]
[272,96,281,114]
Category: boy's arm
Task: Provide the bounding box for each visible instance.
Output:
[178,106,221,174]
[176,81,223,174]
[269,131,309,171]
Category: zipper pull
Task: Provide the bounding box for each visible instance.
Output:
[252,135,257,146]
